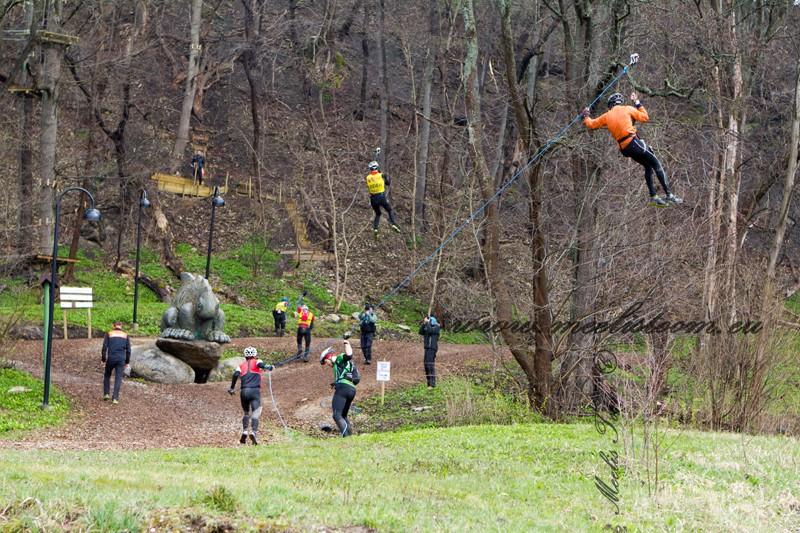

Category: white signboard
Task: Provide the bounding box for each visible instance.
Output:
[59,286,93,309]
[376,361,391,382]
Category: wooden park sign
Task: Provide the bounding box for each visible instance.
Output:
[59,287,93,339]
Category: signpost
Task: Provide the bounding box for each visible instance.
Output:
[376,361,391,406]
[59,287,93,339]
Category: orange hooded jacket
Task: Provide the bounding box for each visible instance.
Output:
[583,105,649,149]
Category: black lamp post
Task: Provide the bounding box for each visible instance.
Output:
[132,190,151,328]
[205,185,225,279]
[43,187,101,408]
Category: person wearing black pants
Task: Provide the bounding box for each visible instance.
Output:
[365,161,400,238]
[358,304,377,365]
[321,339,357,437]
[228,346,273,445]
[272,297,288,336]
[101,321,131,404]
[419,315,441,389]
[582,91,682,207]
[295,305,315,362]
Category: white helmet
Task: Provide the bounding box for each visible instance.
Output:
[368,161,380,171]
[320,347,334,365]
[243,346,258,358]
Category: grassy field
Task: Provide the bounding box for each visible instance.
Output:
[0,423,797,532]
[0,368,69,435]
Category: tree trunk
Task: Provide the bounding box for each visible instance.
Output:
[498,0,555,416]
[464,0,545,413]
[377,0,389,167]
[17,94,34,255]
[745,49,800,426]
[414,1,438,231]
[355,0,369,121]
[558,0,605,413]
[38,0,64,255]
[241,0,265,200]
[170,0,204,171]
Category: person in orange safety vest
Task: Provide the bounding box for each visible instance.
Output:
[295,304,315,362]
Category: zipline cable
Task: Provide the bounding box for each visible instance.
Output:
[377,55,639,309]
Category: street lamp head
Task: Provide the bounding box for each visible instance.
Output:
[84,207,101,222]
[140,190,151,208]
[212,186,225,207]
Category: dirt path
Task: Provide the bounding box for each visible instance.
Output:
[0,337,504,450]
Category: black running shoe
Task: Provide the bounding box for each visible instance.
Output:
[239,433,247,444]
[249,432,258,445]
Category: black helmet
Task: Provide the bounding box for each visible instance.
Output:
[368,161,380,171]
[607,93,624,109]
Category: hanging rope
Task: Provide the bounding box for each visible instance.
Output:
[377,55,639,308]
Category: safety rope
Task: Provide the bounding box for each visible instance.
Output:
[267,370,289,431]
[377,57,638,308]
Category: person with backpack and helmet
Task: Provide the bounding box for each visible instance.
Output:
[419,315,441,388]
[581,91,683,207]
[228,346,274,445]
[358,303,377,365]
[320,335,359,437]
[101,321,131,404]
[365,160,400,239]
[272,297,289,337]
[295,304,315,362]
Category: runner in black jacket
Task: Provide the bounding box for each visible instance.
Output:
[101,321,131,403]
[228,346,274,445]
[419,316,441,388]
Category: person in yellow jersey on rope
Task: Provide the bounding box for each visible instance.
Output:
[365,160,400,239]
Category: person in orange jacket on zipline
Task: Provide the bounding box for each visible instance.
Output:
[581,91,683,207]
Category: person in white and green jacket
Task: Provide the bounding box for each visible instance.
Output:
[320,339,357,437]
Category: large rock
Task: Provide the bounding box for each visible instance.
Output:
[156,338,223,383]
[11,325,44,340]
[208,357,245,382]
[325,313,342,323]
[130,345,195,384]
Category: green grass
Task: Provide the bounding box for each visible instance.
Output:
[359,376,541,432]
[0,368,69,435]
[0,424,797,531]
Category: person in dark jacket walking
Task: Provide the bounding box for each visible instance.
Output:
[419,315,441,388]
[358,304,377,365]
[320,338,357,437]
[228,346,274,445]
[101,321,131,404]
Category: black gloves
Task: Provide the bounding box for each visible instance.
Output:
[227,388,235,395]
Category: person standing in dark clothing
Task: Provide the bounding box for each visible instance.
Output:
[101,321,131,404]
[228,346,274,445]
[191,151,206,185]
[419,315,441,388]
[320,339,357,437]
[295,304,315,362]
[358,304,377,365]
[272,297,289,336]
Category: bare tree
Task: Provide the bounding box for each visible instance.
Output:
[170,0,204,171]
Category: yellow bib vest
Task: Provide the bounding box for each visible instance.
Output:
[365,171,386,195]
